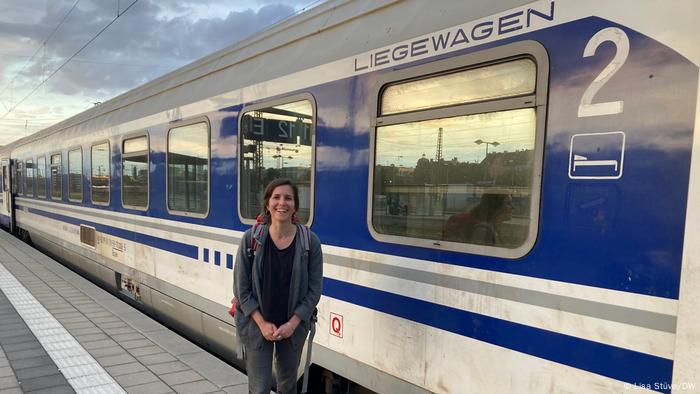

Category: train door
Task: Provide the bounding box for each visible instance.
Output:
[0,159,13,232]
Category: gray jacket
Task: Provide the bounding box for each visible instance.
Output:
[233,224,323,350]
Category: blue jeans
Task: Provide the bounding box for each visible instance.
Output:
[246,338,304,394]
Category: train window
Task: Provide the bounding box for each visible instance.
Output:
[91,142,110,205]
[369,42,548,258]
[238,96,315,225]
[167,121,209,216]
[122,135,149,210]
[68,148,83,202]
[25,159,34,197]
[50,153,62,199]
[37,156,46,198]
[15,161,23,195]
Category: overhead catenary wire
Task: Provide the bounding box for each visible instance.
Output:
[0,0,81,100]
[0,0,140,121]
[0,52,174,69]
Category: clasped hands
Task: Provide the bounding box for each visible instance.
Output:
[253,311,300,342]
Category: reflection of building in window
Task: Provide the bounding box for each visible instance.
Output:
[122,136,148,209]
[68,149,83,202]
[25,159,34,197]
[240,99,314,223]
[91,142,110,205]
[37,156,46,198]
[372,57,539,250]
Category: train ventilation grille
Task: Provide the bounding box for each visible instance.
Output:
[80,225,96,247]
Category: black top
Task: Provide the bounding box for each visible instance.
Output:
[261,234,296,326]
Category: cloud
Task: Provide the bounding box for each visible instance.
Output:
[0,0,300,104]
[0,0,324,144]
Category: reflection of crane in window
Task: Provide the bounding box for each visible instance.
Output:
[265,144,298,169]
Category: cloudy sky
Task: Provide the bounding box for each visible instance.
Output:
[0,0,324,146]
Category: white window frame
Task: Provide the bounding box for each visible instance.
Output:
[121,132,150,211]
[165,118,211,218]
[367,41,549,259]
[236,93,317,226]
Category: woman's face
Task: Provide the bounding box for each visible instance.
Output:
[267,185,296,223]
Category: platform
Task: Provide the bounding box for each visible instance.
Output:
[0,230,249,393]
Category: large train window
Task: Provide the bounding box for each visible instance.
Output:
[68,148,83,202]
[238,95,315,225]
[37,156,46,198]
[122,134,149,210]
[369,42,548,258]
[167,120,209,217]
[50,153,62,200]
[91,142,110,205]
[25,159,34,197]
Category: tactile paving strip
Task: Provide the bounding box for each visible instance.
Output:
[0,262,126,394]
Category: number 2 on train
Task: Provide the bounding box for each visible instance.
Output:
[578,27,629,118]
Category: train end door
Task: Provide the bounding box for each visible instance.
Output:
[1,159,14,233]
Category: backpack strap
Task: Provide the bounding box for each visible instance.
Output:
[299,224,311,263]
[252,221,266,250]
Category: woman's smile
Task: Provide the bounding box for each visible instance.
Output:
[267,185,296,222]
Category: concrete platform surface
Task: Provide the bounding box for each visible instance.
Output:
[0,230,248,394]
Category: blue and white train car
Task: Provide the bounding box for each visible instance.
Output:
[2,1,699,392]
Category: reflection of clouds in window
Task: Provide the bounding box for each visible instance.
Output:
[377,109,536,167]
[124,136,147,153]
[275,101,312,117]
[169,123,208,158]
[382,59,535,115]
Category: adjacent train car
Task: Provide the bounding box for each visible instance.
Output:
[2,1,699,392]
[1,143,16,232]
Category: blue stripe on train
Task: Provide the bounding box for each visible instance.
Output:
[323,277,673,393]
[26,207,198,259]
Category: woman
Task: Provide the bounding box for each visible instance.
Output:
[468,193,513,246]
[443,194,513,245]
[233,178,323,394]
